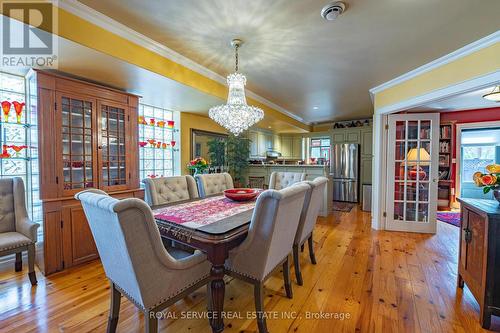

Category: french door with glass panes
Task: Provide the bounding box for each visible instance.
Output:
[58,93,130,196]
[386,113,440,233]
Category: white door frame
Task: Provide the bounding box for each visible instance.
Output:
[370,71,500,230]
[455,120,500,201]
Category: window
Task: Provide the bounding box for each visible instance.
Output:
[310,138,331,161]
[0,72,41,225]
[461,145,495,181]
[138,104,178,180]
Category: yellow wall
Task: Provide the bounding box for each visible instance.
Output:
[180,113,227,174]
[373,42,500,111]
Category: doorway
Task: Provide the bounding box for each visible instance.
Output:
[456,124,500,200]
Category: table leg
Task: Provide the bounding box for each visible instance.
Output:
[209,263,225,332]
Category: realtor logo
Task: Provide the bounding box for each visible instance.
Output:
[1,0,58,67]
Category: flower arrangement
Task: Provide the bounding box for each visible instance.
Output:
[473,164,500,200]
[187,157,208,175]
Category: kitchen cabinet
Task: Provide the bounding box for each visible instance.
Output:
[292,137,303,159]
[331,128,361,143]
[273,135,281,152]
[280,136,302,159]
[249,130,259,158]
[249,130,273,157]
[361,130,373,156]
[281,136,293,158]
[361,158,372,184]
[457,198,500,329]
[35,70,144,275]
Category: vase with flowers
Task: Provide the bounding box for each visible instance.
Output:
[187,157,208,176]
[473,163,500,205]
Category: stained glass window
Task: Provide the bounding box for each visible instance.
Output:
[138,104,179,181]
[0,72,41,231]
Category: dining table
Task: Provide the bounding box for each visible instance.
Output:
[152,194,258,333]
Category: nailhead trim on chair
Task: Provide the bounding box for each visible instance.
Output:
[111,273,211,312]
[0,241,33,251]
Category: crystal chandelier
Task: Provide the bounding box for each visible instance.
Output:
[209,39,264,136]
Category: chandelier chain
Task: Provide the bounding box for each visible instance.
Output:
[234,44,239,72]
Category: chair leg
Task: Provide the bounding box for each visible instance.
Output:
[145,313,158,333]
[308,234,317,265]
[254,282,268,333]
[107,282,121,333]
[282,256,293,299]
[292,244,303,286]
[15,252,22,272]
[27,244,37,285]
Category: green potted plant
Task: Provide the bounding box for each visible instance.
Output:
[226,134,250,187]
[207,137,226,172]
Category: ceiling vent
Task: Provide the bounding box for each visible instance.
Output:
[321,1,346,21]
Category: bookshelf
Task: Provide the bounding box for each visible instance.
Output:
[438,123,454,210]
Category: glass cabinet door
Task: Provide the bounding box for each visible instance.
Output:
[386,113,440,234]
[59,94,96,195]
[99,102,128,191]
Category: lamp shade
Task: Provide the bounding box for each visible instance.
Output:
[406,148,430,166]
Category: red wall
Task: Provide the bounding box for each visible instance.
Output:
[440,107,500,124]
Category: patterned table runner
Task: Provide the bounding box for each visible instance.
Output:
[153,195,257,230]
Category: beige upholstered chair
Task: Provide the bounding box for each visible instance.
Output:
[268,171,306,190]
[292,177,329,285]
[142,176,198,206]
[224,183,310,333]
[195,172,234,197]
[75,189,211,333]
[0,177,39,285]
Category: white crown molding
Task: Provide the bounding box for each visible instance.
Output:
[375,70,500,115]
[57,0,306,124]
[369,30,500,101]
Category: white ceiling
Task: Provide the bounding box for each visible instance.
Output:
[77,0,500,123]
[410,86,500,113]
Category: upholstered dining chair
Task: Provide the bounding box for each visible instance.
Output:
[292,177,329,285]
[142,175,198,206]
[268,171,306,190]
[75,189,211,333]
[195,172,234,197]
[224,183,310,333]
[0,177,39,285]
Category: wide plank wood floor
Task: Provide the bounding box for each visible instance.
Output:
[1,206,499,332]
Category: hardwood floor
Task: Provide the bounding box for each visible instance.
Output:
[1,206,498,332]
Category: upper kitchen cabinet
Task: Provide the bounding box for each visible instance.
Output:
[248,129,273,158]
[331,128,362,143]
[280,136,303,159]
[248,130,259,158]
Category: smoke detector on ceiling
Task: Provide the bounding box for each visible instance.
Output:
[321,1,346,21]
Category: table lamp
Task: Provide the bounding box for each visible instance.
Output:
[406,148,430,180]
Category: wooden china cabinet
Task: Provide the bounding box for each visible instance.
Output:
[33,71,143,275]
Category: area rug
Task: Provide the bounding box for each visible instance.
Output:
[332,201,355,212]
[437,212,461,227]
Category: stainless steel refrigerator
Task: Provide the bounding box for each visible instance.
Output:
[330,143,359,202]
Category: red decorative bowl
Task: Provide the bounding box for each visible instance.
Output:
[223,188,260,202]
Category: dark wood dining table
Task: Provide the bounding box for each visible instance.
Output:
[152,195,255,333]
